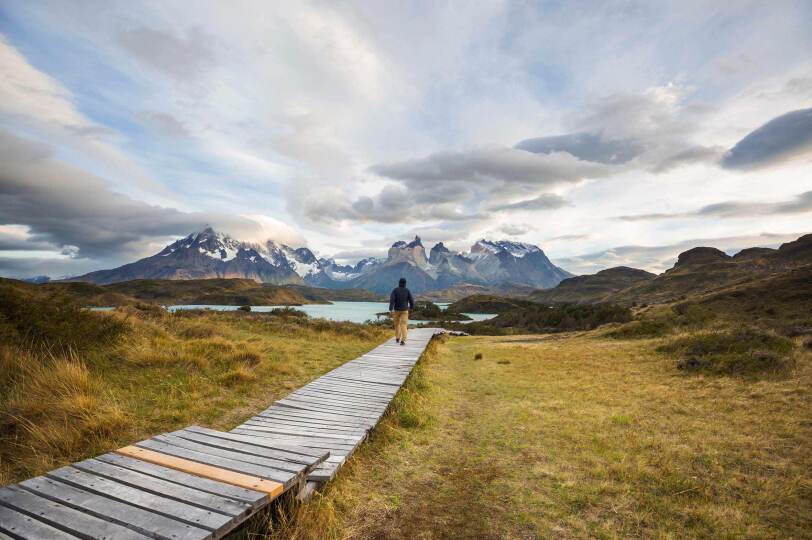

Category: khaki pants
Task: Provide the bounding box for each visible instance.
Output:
[392,310,409,342]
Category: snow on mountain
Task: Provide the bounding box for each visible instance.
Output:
[471,239,540,258]
[70,227,572,291]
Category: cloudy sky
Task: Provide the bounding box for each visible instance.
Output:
[1,1,811,278]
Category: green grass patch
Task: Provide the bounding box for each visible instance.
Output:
[657,328,795,375]
[606,318,672,339]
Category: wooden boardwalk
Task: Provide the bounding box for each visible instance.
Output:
[0,328,439,539]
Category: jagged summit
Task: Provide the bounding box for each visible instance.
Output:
[407,236,423,248]
[70,229,573,292]
[471,239,541,258]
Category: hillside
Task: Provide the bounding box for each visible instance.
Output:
[419,283,537,302]
[531,266,656,304]
[526,233,811,307]
[101,278,308,305]
[610,233,812,305]
[1,277,381,307]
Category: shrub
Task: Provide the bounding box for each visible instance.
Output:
[270,307,308,318]
[0,283,126,353]
[607,319,671,339]
[462,302,632,335]
[238,305,251,312]
[671,302,715,327]
[657,328,794,375]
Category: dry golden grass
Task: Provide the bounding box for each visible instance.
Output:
[266,331,812,539]
[0,309,389,484]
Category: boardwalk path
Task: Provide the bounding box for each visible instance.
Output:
[0,328,440,539]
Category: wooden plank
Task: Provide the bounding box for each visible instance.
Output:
[299,382,396,398]
[0,504,80,539]
[255,411,371,430]
[20,475,214,539]
[45,466,233,532]
[114,446,282,498]
[72,458,251,518]
[275,399,380,420]
[243,416,368,435]
[152,434,305,474]
[257,407,372,427]
[183,427,329,459]
[134,439,297,487]
[170,430,320,466]
[229,427,360,448]
[238,422,363,442]
[96,453,266,508]
[280,394,385,412]
[229,429,358,452]
[0,486,150,540]
[287,391,390,410]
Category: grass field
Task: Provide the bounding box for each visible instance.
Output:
[0,306,389,485]
[268,330,812,539]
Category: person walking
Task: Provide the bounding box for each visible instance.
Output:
[389,277,414,345]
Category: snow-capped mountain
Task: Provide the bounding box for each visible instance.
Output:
[71,229,573,292]
[73,228,314,285]
[302,235,571,293]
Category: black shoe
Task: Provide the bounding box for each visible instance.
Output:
[400,340,406,346]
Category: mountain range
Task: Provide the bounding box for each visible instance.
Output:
[71,228,573,293]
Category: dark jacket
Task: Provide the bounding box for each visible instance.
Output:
[389,286,414,311]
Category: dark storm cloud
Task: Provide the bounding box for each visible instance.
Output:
[0,232,58,252]
[515,132,643,164]
[0,131,258,259]
[369,147,612,186]
[722,107,812,170]
[615,190,812,221]
[318,146,611,225]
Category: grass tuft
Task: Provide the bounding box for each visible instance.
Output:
[657,327,795,376]
[0,284,390,484]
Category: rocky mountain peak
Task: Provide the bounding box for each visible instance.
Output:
[470,239,541,258]
[429,242,451,265]
[387,236,429,268]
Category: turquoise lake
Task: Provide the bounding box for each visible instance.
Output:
[162,301,496,325]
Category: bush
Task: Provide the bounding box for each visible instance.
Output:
[0,283,126,353]
[238,305,251,312]
[461,302,632,335]
[671,302,715,327]
[657,328,794,375]
[269,307,308,318]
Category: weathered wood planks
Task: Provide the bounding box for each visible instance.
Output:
[0,328,439,539]
[231,328,439,483]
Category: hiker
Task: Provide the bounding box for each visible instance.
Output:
[389,277,414,345]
